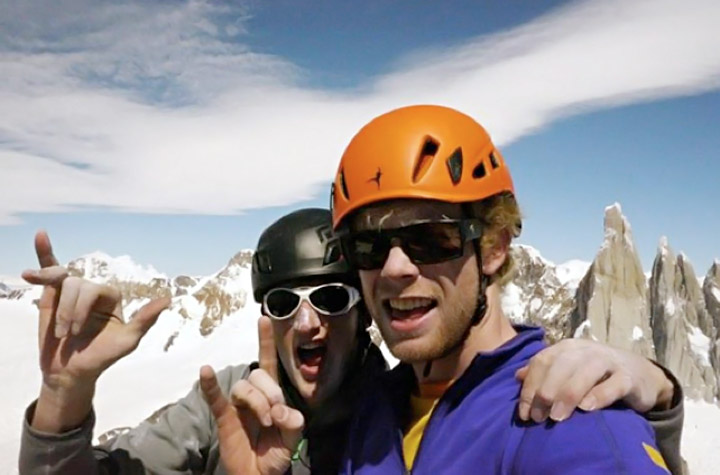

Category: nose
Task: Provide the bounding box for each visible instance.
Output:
[380,244,420,281]
[293,301,322,333]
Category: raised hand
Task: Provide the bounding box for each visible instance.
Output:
[200,316,304,475]
[25,231,170,432]
[516,338,674,423]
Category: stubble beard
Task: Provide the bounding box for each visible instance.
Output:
[381,290,479,364]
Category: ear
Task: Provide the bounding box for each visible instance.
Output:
[481,230,510,276]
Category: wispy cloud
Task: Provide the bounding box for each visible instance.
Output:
[1,0,719,224]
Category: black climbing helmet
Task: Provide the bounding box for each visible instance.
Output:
[251,208,355,303]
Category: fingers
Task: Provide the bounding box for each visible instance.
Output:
[127,297,170,339]
[200,365,232,419]
[269,403,304,451]
[518,339,659,424]
[248,369,285,406]
[548,358,610,421]
[34,230,59,268]
[580,370,636,412]
[22,266,68,286]
[230,366,288,430]
[54,277,82,338]
[258,316,278,381]
[230,379,275,428]
[516,365,533,421]
[518,340,606,423]
[74,285,121,335]
[43,277,126,339]
[517,348,560,422]
[200,366,252,474]
[515,365,529,382]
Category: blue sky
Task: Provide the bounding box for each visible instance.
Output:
[1,0,719,279]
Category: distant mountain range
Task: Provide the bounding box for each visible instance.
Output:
[2,204,718,402]
[2,203,719,472]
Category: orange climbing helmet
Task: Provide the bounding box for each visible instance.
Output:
[331,105,515,229]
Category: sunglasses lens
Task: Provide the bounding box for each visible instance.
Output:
[265,289,301,318]
[401,223,463,264]
[309,285,352,314]
[342,232,390,270]
[343,222,465,269]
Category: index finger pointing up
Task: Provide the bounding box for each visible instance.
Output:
[34,230,59,269]
[258,315,278,382]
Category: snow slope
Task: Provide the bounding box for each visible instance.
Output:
[1,251,719,474]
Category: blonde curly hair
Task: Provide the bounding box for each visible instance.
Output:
[471,192,522,287]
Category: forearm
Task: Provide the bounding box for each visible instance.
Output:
[31,381,95,433]
[20,401,101,475]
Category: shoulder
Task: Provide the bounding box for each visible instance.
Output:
[513,406,670,474]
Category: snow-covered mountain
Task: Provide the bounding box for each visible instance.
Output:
[501,245,585,343]
[0,251,260,475]
[1,205,719,473]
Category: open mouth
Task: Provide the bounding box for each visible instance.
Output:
[385,297,437,320]
[296,342,327,380]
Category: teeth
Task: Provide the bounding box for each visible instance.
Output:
[299,342,325,350]
[389,297,434,311]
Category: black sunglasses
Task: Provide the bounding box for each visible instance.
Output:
[340,219,483,271]
[262,283,361,321]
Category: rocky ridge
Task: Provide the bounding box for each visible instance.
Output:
[1,205,718,402]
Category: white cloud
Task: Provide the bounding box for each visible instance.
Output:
[1,0,720,224]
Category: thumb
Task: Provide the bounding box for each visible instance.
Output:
[127,297,171,338]
[200,365,253,474]
[270,403,304,454]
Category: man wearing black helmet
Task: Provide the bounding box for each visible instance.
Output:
[19,208,682,474]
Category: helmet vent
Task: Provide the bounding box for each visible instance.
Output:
[317,225,333,243]
[446,147,463,185]
[472,161,487,179]
[254,252,272,273]
[489,151,500,169]
[339,169,350,200]
[413,137,439,183]
[323,239,342,265]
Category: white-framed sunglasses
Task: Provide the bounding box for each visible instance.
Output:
[262,283,361,321]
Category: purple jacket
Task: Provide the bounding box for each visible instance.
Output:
[340,326,670,474]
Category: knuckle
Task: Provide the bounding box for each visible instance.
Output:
[531,351,552,369]
[230,380,251,397]
[559,387,582,404]
[618,372,634,393]
[518,390,535,405]
[248,368,268,382]
[535,388,554,406]
[55,311,68,323]
[587,355,609,372]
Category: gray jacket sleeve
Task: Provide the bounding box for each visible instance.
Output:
[645,365,686,475]
[19,365,251,475]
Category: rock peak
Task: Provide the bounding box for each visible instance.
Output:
[572,203,653,358]
[604,202,622,215]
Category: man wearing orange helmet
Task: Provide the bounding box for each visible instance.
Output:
[331,105,678,473]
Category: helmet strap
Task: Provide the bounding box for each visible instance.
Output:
[465,202,489,327]
[470,238,489,326]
